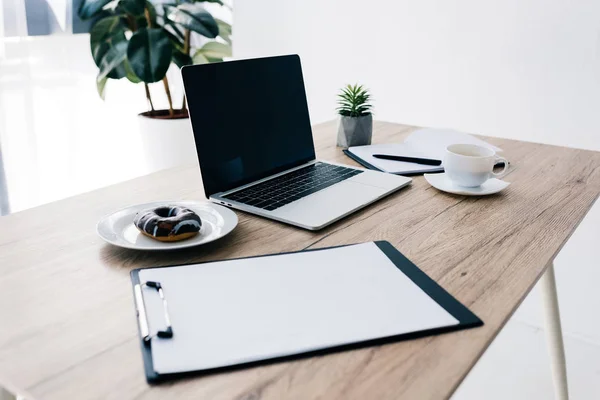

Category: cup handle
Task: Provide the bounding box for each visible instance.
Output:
[492,157,509,177]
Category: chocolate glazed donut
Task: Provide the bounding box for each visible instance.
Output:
[134,206,202,242]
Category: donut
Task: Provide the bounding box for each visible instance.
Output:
[134,205,202,242]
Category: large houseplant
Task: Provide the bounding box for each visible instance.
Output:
[78,0,231,170]
[78,0,232,119]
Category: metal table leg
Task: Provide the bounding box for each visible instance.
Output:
[540,262,569,400]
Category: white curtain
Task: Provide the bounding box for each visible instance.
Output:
[0,0,28,215]
[0,0,28,38]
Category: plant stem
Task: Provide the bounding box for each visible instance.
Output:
[181,29,191,112]
[144,8,153,28]
[183,29,191,55]
[144,83,155,112]
[146,6,174,116]
[163,76,174,117]
[127,14,138,31]
[139,8,160,114]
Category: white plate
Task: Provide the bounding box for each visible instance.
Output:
[424,173,510,196]
[97,201,238,251]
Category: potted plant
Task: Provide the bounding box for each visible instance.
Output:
[78,0,232,170]
[336,84,373,148]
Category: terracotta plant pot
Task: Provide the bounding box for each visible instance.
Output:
[337,114,373,148]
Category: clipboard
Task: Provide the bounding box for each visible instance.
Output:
[131,241,483,383]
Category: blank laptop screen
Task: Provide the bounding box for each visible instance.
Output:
[182,55,316,197]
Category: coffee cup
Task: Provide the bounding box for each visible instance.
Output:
[443,144,508,187]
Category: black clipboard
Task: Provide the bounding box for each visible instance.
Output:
[131,241,483,383]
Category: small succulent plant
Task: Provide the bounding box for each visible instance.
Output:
[336,84,372,118]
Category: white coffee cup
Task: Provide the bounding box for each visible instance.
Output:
[443,144,508,187]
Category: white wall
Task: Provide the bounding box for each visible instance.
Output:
[234,0,600,150]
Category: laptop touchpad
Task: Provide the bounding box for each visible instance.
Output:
[273,181,385,228]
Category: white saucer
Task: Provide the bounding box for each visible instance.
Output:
[424,173,510,196]
[97,201,238,251]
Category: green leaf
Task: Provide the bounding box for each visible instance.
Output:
[127,28,173,83]
[91,20,128,80]
[192,51,209,65]
[162,27,185,52]
[94,42,129,79]
[336,83,372,117]
[172,49,193,68]
[90,17,126,72]
[120,0,146,15]
[109,64,129,80]
[170,39,185,53]
[165,21,186,41]
[215,18,232,44]
[160,5,186,42]
[167,3,219,38]
[98,40,128,80]
[78,0,113,19]
[196,41,231,58]
[92,41,110,67]
[192,51,222,65]
[124,59,142,83]
[90,16,124,48]
[96,75,108,100]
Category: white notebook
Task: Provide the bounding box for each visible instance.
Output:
[347,128,502,175]
[132,241,482,382]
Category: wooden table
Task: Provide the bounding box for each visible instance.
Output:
[1,121,599,400]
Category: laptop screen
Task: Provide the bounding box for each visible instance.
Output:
[182,55,316,197]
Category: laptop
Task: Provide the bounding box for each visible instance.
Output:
[181,55,411,230]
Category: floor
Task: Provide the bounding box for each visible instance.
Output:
[1,35,599,399]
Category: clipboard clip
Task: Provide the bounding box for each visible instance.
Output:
[134,281,174,343]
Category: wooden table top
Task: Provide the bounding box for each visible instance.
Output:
[1,121,599,400]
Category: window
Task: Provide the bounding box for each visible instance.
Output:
[0,0,90,37]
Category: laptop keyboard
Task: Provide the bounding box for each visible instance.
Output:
[223,162,363,211]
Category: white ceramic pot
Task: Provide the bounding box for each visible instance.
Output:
[138,114,199,172]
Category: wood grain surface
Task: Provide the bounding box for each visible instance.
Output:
[0,121,599,400]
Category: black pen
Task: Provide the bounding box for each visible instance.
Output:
[372,154,442,166]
